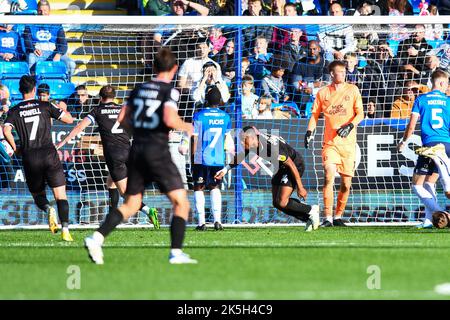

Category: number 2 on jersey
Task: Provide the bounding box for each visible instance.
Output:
[108,114,123,134]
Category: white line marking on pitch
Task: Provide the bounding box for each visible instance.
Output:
[435,283,450,295]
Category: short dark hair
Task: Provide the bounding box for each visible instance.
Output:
[37,83,50,95]
[431,69,449,85]
[153,47,177,73]
[75,84,87,91]
[328,60,346,73]
[205,85,222,106]
[19,75,36,95]
[284,3,296,10]
[99,85,116,100]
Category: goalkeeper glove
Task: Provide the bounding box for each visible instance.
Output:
[336,123,354,138]
[304,130,314,149]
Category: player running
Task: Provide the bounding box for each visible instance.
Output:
[214,126,320,231]
[190,86,232,231]
[56,85,159,228]
[84,48,197,264]
[398,70,450,229]
[304,60,364,227]
[2,75,74,241]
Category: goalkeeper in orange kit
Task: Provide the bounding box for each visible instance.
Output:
[304,60,364,227]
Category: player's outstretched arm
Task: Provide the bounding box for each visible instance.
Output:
[2,125,16,153]
[398,113,419,152]
[56,117,91,150]
[283,156,308,200]
[163,106,193,137]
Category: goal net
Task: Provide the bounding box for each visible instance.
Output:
[0,17,449,228]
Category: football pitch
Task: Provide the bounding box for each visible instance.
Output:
[0,227,450,300]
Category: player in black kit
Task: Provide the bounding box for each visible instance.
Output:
[2,75,75,241]
[214,126,320,231]
[84,48,197,264]
[56,85,160,228]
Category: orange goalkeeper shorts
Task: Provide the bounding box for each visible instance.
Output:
[322,144,356,177]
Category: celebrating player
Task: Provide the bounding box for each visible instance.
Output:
[84,48,197,264]
[398,70,450,228]
[2,75,74,240]
[215,126,320,231]
[190,85,232,231]
[56,85,159,228]
[304,60,364,227]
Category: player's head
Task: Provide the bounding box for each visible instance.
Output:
[37,0,51,16]
[37,83,50,101]
[329,60,347,84]
[205,85,222,107]
[344,52,358,70]
[19,75,36,96]
[75,85,89,104]
[431,69,449,93]
[153,47,178,79]
[240,126,259,150]
[432,211,450,229]
[99,85,116,102]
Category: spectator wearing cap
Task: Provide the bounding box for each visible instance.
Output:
[0,24,23,62]
[37,83,68,112]
[192,61,230,104]
[23,1,76,79]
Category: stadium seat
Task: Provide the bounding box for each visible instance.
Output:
[427,40,445,49]
[304,102,313,119]
[0,62,29,80]
[2,79,22,102]
[387,40,400,57]
[35,61,69,81]
[37,80,76,100]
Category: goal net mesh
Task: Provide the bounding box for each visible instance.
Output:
[0,21,449,227]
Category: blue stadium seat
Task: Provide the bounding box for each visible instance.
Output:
[35,61,69,81]
[0,62,29,80]
[2,79,22,102]
[427,40,445,49]
[387,40,400,57]
[38,80,76,100]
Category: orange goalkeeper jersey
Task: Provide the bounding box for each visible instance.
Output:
[311,83,363,147]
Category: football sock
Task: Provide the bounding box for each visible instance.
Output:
[326,216,333,223]
[170,216,186,249]
[56,199,69,228]
[92,231,104,245]
[323,184,334,218]
[432,156,450,192]
[108,188,120,209]
[336,187,351,217]
[423,182,437,221]
[33,194,50,212]
[280,198,311,222]
[98,207,123,238]
[194,190,206,225]
[210,188,222,223]
[412,184,442,216]
[140,204,150,213]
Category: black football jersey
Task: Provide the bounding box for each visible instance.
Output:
[4,99,63,152]
[127,79,179,147]
[87,102,130,149]
[230,132,304,173]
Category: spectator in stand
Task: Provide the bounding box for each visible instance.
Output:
[255,94,273,119]
[379,0,413,15]
[289,40,330,113]
[419,54,440,87]
[0,24,23,61]
[284,2,297,15]
[0,0,28,15]
[364,97,380,119]
[23,1,76,79]
[424,5,444,41]
[280,27,308,74]
[390,80,429,118]
[344,52,363,88]
[248,37,273,81]
[241,74,259,119]
[242,57,250,76]
[216,39,235,87]
[208,27,227,57]
[116,0,140,14]
[269,0,284,15]
[178,38,222,95]
[361,40,400,117]
[143,0,172,15]
[318,2,356,61]
[192,61,230,105]
[0,84,10,114]
[65,85,99,119]
[398,24,433,80]
[242,0,273,55]
[37,83,68,112]
[167,0,209,15]
[261,56,290,104]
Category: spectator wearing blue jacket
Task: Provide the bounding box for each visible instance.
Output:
[0,24,23,62]
[23,1,75,78]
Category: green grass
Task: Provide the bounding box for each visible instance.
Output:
[0,227,450,299]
